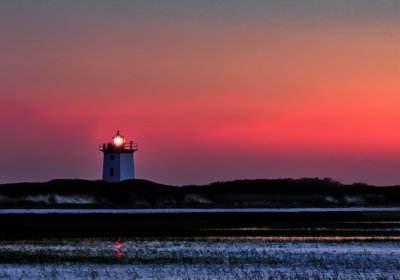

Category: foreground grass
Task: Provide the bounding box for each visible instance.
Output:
[0,237,399,279]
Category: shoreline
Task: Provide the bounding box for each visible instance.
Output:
[1,207,400,214]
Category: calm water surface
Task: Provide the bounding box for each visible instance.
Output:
[1,207,400,214]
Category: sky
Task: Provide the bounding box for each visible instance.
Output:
[1,1,400,186]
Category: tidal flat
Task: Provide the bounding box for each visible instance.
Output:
[0,237,399,279]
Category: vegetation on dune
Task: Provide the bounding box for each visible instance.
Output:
[0,178,399,208]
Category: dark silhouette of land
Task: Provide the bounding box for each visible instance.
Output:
[0,178,399,208]
[1,178,400,238]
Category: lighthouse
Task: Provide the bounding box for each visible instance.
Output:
[99,131,138,182]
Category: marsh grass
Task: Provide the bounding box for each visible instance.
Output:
[0,237,399,279]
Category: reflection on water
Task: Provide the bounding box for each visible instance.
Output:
[202,236,400,242]
[114,238,124,260]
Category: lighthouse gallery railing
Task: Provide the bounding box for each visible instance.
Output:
[99,142,138,152]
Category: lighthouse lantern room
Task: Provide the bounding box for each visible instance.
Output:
[99,131,138,182]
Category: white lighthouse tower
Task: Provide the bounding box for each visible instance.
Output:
[99,131,138,182]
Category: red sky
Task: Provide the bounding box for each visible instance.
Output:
[1,1,400,185]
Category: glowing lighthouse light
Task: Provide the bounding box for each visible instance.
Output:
[113,132,125,146]
[99,131,138,182]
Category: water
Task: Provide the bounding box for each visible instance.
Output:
[1,207,400,214]
[1,208,399,278]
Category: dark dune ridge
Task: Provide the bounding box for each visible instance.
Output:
[1,178,399,208]
[1,179,400,238]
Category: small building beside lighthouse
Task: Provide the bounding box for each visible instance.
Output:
[99,131,138,182]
